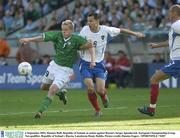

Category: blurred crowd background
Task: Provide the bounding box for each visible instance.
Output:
[0,0,179,36]
[0,0,179,88]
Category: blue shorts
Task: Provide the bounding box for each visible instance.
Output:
[79,59,107,80]
[160,60,180,78]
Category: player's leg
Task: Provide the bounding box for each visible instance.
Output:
[94,62,109,108]
[138,70,170,116]
[55,73,75,105]
[96,78,109,108]
[56,88,68,105]
[84,78,101,116]
[40,83,51,90]
[34,62,72,118]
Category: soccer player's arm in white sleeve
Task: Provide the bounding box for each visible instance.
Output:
[173,21,180,34]
[120,27,145,38]
[104,26,121,37]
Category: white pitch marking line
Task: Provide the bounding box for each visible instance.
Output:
[0,107,127,116]
[0,105,179,116]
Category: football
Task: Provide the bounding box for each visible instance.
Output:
[18,62,32,75]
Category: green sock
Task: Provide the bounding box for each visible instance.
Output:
[38,96,52,113]
[55,91,62,96]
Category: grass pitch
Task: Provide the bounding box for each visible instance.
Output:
[0,88,180,130]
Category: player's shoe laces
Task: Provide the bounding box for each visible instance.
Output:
[56,89,68,105]
[94,111,103,117]
[138,106,155,117]
[102,95,109,108]
[34,112,42,119]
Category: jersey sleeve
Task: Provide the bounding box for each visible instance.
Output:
[173,21,180,34]
[43,31,58,42]
[79,27,86,38]
[76,35,88,49]
[104,26,120,37]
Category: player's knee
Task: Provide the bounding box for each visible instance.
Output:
[49,84,59,95]
[40,84,49,90]
[150,75,158,84]
[87,88,94,93]
[97,87,105,94]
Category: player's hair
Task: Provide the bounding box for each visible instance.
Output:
[88,12,100,20]
[61,20,74,30]
[170,4,180,16]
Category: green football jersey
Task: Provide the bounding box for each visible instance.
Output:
[43,31,87,68]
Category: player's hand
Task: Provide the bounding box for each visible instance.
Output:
[90,61,96,69]
[135,32,145,38]
[148,43,159,49]
[70,73,75,80]
[19,38,30,44]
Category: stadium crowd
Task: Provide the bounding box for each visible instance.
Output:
[0,0,179,66]
[0,0,179,36]
[70,0,179,31]
[0,0,72,36]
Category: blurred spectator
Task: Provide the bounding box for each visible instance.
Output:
[0,20,6,37]
[42,54,51,64]
[39,0,50,16]
[12,12,24,30]
[104,52,116,88]
[152,53,165,63]
[115,50,131,88]
[24,1,40,22]
[16,43,39,64]
[23,19,36,32]
[3,10,14,32]
[44,17,57,31]
[44,10,62,31]
[0,4,4,19]
[36,18,45,32]
[0,36,10,66]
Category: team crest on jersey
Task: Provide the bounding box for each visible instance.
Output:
[63,41,71,48]
[67,41,71,45]
[101,35,105,40]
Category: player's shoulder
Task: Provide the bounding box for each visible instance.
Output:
[100,25,112,32]
[81,25,90,32]
[172,20,180,29]
[72,33,85,40]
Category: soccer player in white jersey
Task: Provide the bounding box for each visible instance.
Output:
[79,12,145,117]
[138,4,180,116]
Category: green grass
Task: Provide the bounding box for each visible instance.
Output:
[0,88,180,130]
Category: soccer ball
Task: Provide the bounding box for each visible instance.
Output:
[18,62,32,75]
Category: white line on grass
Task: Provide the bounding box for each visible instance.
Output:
[0,107,127,116]
[0,105,179,116]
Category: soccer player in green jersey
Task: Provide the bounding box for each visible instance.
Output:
[19,20,95,118]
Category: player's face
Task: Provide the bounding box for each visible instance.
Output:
[61,25,72,38]
[169,10,177,23]
[87,16,99,31]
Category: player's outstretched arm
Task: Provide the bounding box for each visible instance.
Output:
[120,28,145,38]
[148,41,169,49]
[19,35,44,44]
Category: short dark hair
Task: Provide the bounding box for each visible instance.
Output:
[88,12,100,20]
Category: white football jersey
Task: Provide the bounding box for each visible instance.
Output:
[79,25,120,62]
[169,20,180,60]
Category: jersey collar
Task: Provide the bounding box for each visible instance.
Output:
[63,36,71,42]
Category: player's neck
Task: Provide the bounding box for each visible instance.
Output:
[63,35,72,41]
[90,25,100,33]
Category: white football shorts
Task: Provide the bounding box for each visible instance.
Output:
[42,60,74,89]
